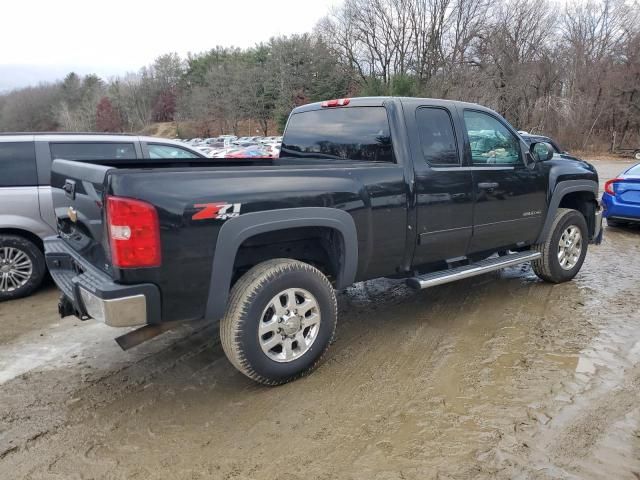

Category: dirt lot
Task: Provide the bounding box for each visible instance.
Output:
[1,158,639,480]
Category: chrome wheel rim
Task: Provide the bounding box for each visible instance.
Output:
[0,247,33,292]
[258,288,321,363]
[557,226,582,270]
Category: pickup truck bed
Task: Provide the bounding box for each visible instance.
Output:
[45,96,602,385]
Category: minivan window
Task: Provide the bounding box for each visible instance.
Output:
[281,107,394,163]
[416,107,459,165]
[148,144,200,159]
[50,142,136,161]
[0,142,38,187]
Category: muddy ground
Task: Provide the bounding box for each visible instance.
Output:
[1,158,639,480]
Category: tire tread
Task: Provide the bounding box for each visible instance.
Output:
[532,208,586,283]
[220,258,337,386]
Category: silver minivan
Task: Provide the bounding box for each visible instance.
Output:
[0,134,205,300]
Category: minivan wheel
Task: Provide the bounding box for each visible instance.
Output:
[220,259,337,385]
[0,235,46,301]
[532,208,588,283]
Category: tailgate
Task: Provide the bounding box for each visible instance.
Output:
[51,159,113,273]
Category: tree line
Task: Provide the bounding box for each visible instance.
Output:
[0,0,638,150]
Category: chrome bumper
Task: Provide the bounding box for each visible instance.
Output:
[78,288,147,327]
[593,205,603,244]
[45,237,161,328]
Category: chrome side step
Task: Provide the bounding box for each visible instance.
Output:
[406,251,541,290]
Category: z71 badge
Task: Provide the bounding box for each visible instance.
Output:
[192,203,241,221]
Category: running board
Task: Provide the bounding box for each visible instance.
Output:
[406,251,541,290]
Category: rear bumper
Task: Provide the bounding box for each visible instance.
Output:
[44,237,161,327]
[601,193,640,222]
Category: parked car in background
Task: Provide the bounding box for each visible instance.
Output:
[601,162,640,226]
[0,134,205,300]
[224,145,272,158]
[612,145,640,161]
[188,136,282,158]
[217,135,238,142]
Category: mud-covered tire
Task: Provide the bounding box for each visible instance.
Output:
[220,259,337,386]
[532,208,588,283]
[0,235,46,301]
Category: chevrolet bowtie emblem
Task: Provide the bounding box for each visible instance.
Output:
[68,206,78,223]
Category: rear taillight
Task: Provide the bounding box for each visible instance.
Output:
[106,196,161,268]
[321,98,350,107]
[604,178,622,195]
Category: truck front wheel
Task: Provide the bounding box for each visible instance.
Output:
[220,259,337,385]
[532,208,588,283]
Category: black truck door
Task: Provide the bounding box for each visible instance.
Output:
[408,104,474,265]
[460,109,547,253]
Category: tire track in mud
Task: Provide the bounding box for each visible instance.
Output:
[1,264,606,480]
[0,319,221,470]
[2,275,502,479]
[486,227,640,479]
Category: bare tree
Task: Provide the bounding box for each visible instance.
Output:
[1,0,639,150]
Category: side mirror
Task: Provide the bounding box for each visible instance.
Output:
[530,142,555,162]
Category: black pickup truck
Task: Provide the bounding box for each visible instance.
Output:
[45,97,603,385]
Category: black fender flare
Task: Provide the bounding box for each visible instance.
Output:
[536,179,599,244]
[204,207,358,321]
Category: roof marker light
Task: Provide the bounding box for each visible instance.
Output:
[321,98,350,107]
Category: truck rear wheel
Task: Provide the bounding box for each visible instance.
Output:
[532,208,588,283]
[0,234,46,301]
[220,259,337,385]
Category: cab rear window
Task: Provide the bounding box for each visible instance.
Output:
[281,107,394,163]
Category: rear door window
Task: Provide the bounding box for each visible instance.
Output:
[281,107,394,163]
[0,142,38,187]
[50,142,137,161]
[416,107,459,165]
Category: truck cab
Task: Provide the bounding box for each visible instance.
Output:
[281,97,600,272]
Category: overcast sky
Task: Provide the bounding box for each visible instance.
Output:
[0,0,342,90]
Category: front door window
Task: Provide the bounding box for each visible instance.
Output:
[463,110,521,165]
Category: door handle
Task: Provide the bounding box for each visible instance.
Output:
[478,182,499,189]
